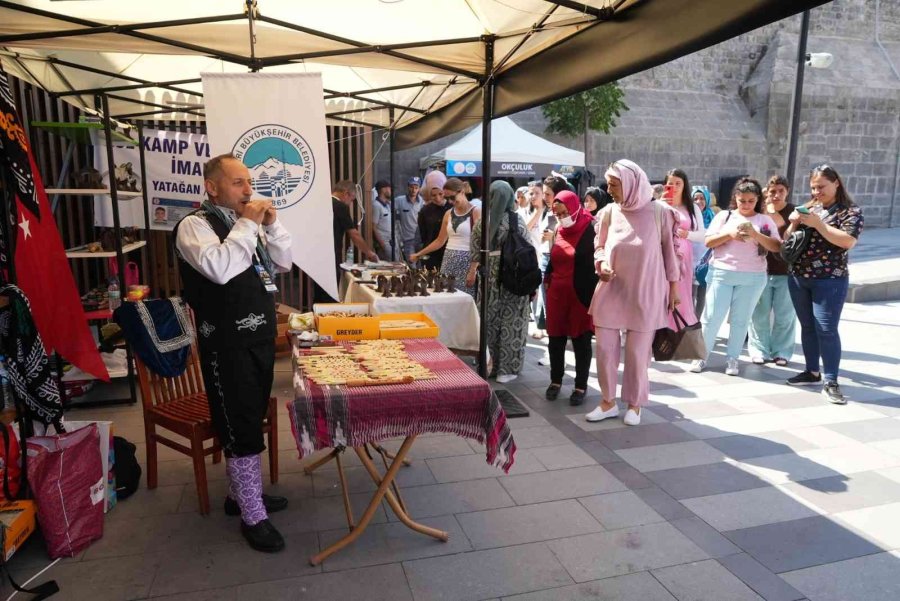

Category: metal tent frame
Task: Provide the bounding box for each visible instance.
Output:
[0,0,830,376]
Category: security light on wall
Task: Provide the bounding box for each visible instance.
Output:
[805,52,833,69]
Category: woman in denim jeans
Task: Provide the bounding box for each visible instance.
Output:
[784,165,863,404]
[691,178,782,376]
[748,175,796,365]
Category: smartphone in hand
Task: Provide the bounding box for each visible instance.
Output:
[662,184,675,201]
[796,206,810,214]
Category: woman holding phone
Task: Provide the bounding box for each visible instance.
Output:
[664,169,705,330]
[784,165,863,404]
[691,178,782,376]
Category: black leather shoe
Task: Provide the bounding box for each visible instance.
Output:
[225,494,289,516]
[241,519,285,553]
[545,384,561,401]
[569,389,586,406]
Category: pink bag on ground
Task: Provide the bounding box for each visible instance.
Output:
[26,424,104,558]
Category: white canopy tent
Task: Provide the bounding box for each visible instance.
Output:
[0,0,829,374]
[420,116,584,179]
[0,0,828,149]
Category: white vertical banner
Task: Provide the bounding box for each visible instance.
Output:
[202,72,336,299]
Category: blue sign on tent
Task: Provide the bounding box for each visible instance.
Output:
[446,160,481,177]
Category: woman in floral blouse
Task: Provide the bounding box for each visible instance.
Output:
[785,165,863,404]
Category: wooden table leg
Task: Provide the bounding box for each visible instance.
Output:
[303,447,342,475]
[356,440,448,543]
[335,452,355,531]
[366,444,408,514]
[308,436,448,566]
[370,442,412,467]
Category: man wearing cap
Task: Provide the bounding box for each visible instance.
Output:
[394,176,425,262]
[372,179,401,261]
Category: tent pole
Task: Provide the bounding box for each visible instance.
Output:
[784,9,809,193]
[389,107,397,262]
[246,0,259,72]
[136,122,155,295]
[477,37,495,378]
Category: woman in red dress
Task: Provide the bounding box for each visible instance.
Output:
[543,190,599,406]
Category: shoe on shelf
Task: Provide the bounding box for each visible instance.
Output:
[496,374,518,384]
[725,358,740,376]
[751,356,768,365]
[787,370,822,386]
[569,389,586,406]
[822,381,847,405]
[538,351,550,366]
[585,402,619,422]
[241,519,285,553]
[623,407,641,426]
[774,357,789,367]
[689,359,706,373]
[545,384,561,401]
[225,494,288,517]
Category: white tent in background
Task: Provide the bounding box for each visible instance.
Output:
[420,117,584,179]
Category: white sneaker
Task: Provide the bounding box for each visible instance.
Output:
[496,374,517,384]
[751,356,766,365]
[538,351,550,366]
[623,408,641,426]
[690,359,706,373]
[585,403,619,422]
[725,358,740,376]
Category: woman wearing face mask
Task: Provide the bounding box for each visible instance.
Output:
[411,177,480,298]
[691,178,782,376]
[664,169,705,331]
[784,165,863,405]
[542,190,599,405]
[748,175,796,366]
[586,160,680,426]
[465,181,531,383]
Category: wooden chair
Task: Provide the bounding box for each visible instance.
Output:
[134,345,279,514]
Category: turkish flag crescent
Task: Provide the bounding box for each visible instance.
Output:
[0,67,108,381]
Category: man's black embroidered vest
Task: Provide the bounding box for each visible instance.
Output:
[174,209,276,352]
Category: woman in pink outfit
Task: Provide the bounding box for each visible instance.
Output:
[664,168,705,329]
[586,160,681,426]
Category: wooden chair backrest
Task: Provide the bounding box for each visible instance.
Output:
[134,344,206,410]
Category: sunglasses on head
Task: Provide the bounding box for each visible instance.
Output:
[736,182,760,193]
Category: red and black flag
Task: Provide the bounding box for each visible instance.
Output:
[0,64,108,381]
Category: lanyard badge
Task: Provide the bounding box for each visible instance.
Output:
[255,264,279,293]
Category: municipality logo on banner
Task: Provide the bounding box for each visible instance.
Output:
[232,125,316,209]
[202,72,337,299]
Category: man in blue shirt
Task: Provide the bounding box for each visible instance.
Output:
[394,176,424,262]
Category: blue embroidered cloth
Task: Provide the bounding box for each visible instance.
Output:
[114,298,194,377]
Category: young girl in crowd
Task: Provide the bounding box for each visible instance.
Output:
[748,175,796,366]
[691,178,782,375]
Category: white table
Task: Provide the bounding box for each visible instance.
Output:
[341,272,480,352]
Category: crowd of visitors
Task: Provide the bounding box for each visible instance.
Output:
[329,158,862,411]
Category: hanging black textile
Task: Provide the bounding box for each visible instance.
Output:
[113,297,194,377]
[0,285,62,427]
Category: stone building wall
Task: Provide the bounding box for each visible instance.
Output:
[375,0,900,226]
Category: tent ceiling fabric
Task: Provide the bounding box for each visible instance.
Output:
[0,0,829,149]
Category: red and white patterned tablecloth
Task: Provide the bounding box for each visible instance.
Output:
[287,338,516,472]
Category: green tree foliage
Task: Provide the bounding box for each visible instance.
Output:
[541,83,628,137]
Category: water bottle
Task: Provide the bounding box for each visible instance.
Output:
[346,245,355,265]
[0,356,14,413]
[108,276,121,311]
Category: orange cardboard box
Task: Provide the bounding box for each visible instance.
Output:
[313,303,379,341]
[0,500,37,561]
[378,312,440,340]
